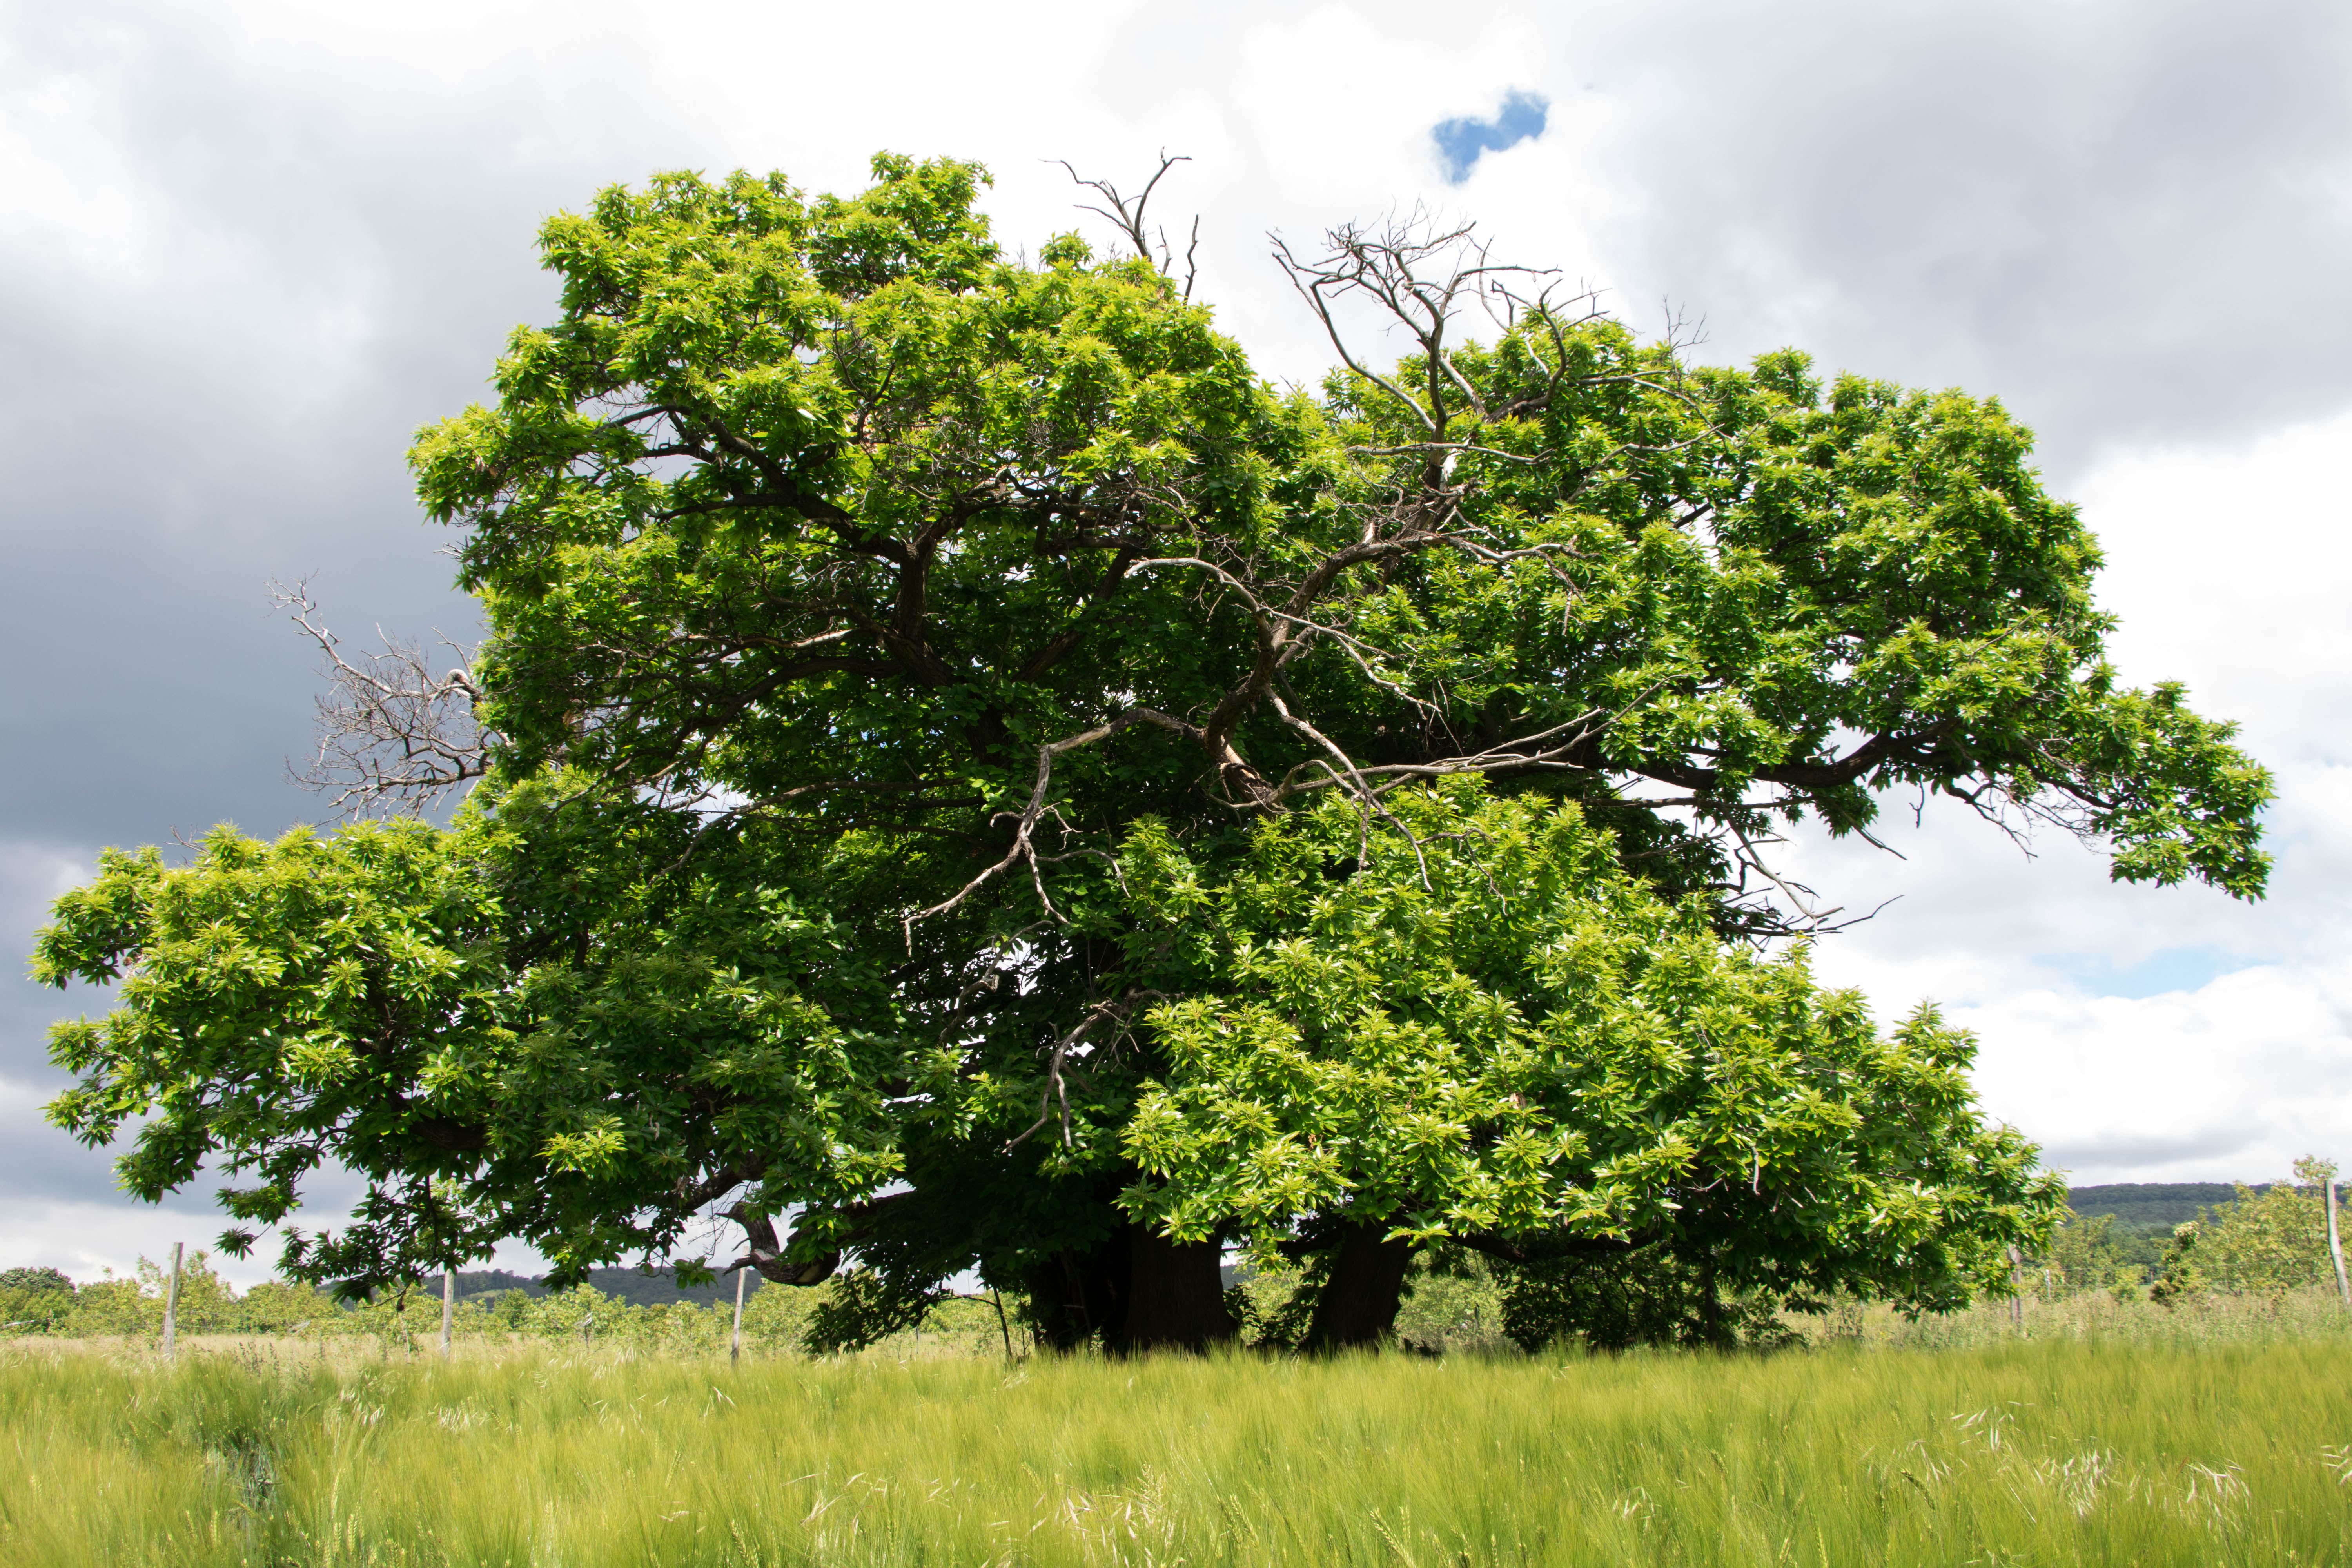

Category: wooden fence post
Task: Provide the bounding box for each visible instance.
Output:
[2328,1178,2350,1313]
[731,1268,746,1364]
[161,1241,183,1359]
[2006,1244,2025,1330]
[441,1267,456,1357]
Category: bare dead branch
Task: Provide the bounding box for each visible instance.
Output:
[1005,989,1171,1151]
[1724,819,1843,934]
[902,708,1202,949]
[1270,212,1559,457]
[1053,152,1200,294]
[1270,689,1431,887]
[273,580,492,818]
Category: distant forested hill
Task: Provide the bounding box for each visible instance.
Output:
[454,1267,765,1308]
[2066,1183,2245,1231]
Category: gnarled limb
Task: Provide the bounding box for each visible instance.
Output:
[1005,989,1172,1152]
[274,580,490,818]
[722,1200,841,1287]
[903,708,1203,944]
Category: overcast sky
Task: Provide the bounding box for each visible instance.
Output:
[5,0,2349,1285]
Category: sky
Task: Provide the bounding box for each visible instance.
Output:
[4,0,2348,1285]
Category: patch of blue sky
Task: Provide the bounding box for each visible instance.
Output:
[2054,945,2249,1000]
[1431,90,1549,185]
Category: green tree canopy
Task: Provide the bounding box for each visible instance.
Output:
[35,154,2269,1347]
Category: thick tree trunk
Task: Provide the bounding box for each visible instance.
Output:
[1303,1220,1415,1352]
[1108,1226,1236,1354]
[1694,1249,1728,1348]
[1026,1223,1238,1354]
[1025,1237,1127,1352]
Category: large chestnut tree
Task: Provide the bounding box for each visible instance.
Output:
[36,155,2269,1349]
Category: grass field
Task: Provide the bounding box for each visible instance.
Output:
[5,1313,2352,1568]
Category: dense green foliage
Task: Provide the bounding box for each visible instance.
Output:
[1118,787,2043,1321]
[0,1270,74,1334]
[34,154,2271,1346]
[4,1339,2350,1565]
[37,826,531,1283]
[2,1254,351,1341]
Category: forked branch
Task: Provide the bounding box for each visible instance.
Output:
[1005,989,1171,1152]
[273,580,492,817]
[1054,152,1201,299]
[903,707,1203,948]
[1271,212,1557,450]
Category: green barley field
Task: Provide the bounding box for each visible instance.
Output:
[6,1305,2352,1568]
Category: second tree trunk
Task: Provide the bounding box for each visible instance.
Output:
[1303,1220,1414,1351]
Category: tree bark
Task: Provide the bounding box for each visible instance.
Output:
[1109,1226,1236,1354]
[1303,1220,1414,1352]
[1695,1249,1727,1348]
[1025,1238,1125,1352]
[1029,1223,1238,1354]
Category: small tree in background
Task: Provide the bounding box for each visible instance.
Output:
[33,1252,242,1338]
[0,1267,75,1333]
[238,1278,341,1333]
[2033,1212,2148,1299]
[2152,1158,2338,1304]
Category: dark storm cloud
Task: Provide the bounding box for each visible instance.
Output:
[0,5,603,1223]
[0,1,916,1256]
[1553,0,2352,472]
[0,30,552,855]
